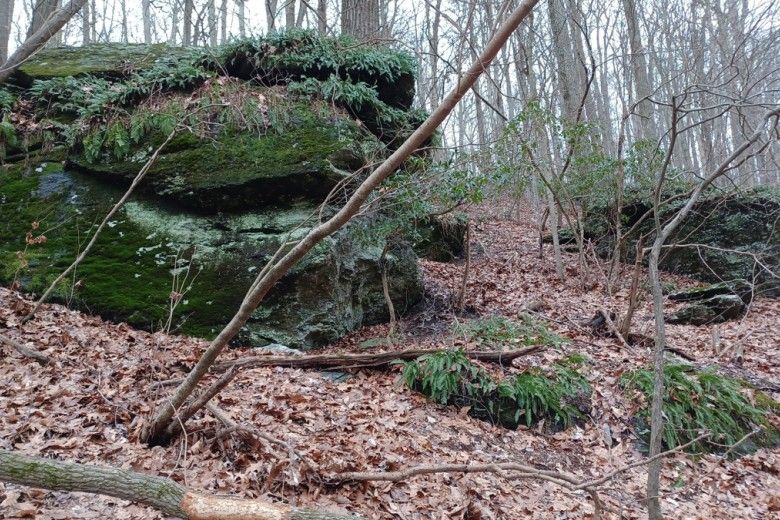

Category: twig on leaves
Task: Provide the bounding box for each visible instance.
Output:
[163,368,238,440]
[207,403,320,476]
[0,333,51,364]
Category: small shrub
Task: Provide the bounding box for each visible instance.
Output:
[454,315,567,349]
[400,350,590,430]
[482,355,591,429]
[622,363,776,454]
[400,349,494,405]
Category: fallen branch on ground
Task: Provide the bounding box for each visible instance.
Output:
[161,368,238,441]
[213,345,543,372]
[329,433,711,520]
[208,402,320,476]
[0,332,51,364]
[0,449,361,519]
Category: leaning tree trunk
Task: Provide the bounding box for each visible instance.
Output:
[0,449,361,520]
[27,0,60,39]
[0,0,87,84]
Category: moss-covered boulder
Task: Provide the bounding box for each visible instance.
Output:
[413,213,468,262]
[584,189,780,297]
[67,113,369,213]
[11,43,193,87]
[0,37,427,348]
[0,160,422,348]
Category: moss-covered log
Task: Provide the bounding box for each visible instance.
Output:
[0,449,360,519]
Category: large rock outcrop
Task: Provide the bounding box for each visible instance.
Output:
[0,160,422,348]
[584,189,780,297]
[0,37,426,349]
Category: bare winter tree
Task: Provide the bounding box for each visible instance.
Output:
[183,0,194,45]
[266,0,279,31]
[28,0,61,40]
[0,0,13,63]
[341,0,381,41]
[0,0,88,84]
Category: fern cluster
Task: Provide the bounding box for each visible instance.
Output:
[28,53,211,120]
[400,350,590,430]
[0,88,18,159]
[0,88,16,112]
[215,29,416,84]
[454,315,568,350]
[14,32,422,159]
[621,363,776,454]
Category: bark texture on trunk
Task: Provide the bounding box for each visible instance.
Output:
[0,449,362,520]
[341,0,380,41]
[0,0,13,63]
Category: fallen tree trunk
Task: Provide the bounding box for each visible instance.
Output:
[213,345,543,372]
[0,449,360,520]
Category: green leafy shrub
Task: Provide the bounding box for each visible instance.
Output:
[28,52,210,119]
[401,350,494,405]
[484,355,591,429]
[28,76,114,115]
[0,88,16,112]
[400,351,590,430]
[454,315,568,349]
[107,54,211,109]
[622,363,777,454]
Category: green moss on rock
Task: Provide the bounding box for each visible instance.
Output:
[13,43,194,86]
[67,101,374,213]
[0,161,422,348]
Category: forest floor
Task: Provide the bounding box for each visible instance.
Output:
[1,204,779,519]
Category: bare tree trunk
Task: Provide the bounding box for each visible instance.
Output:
[119,0,128,42]
[183,0,193,45]
[341,0,380,41]
[266,0,278,31]
[81,0,90,44]
[141,0,543,447]
[622,0,656,140]
[28,0,63,44]
[142,0,152,43]
[0,0,14,63]
[317,0,327,32]
[0,0,87,85]
[0,449,360,520]
[208,0,218,46]
[284,0,295,28]
[220,0,228,43]
[170,0,180,43]
[237,0,246,36]
[645,105,779,520]
[547,0,579,122]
